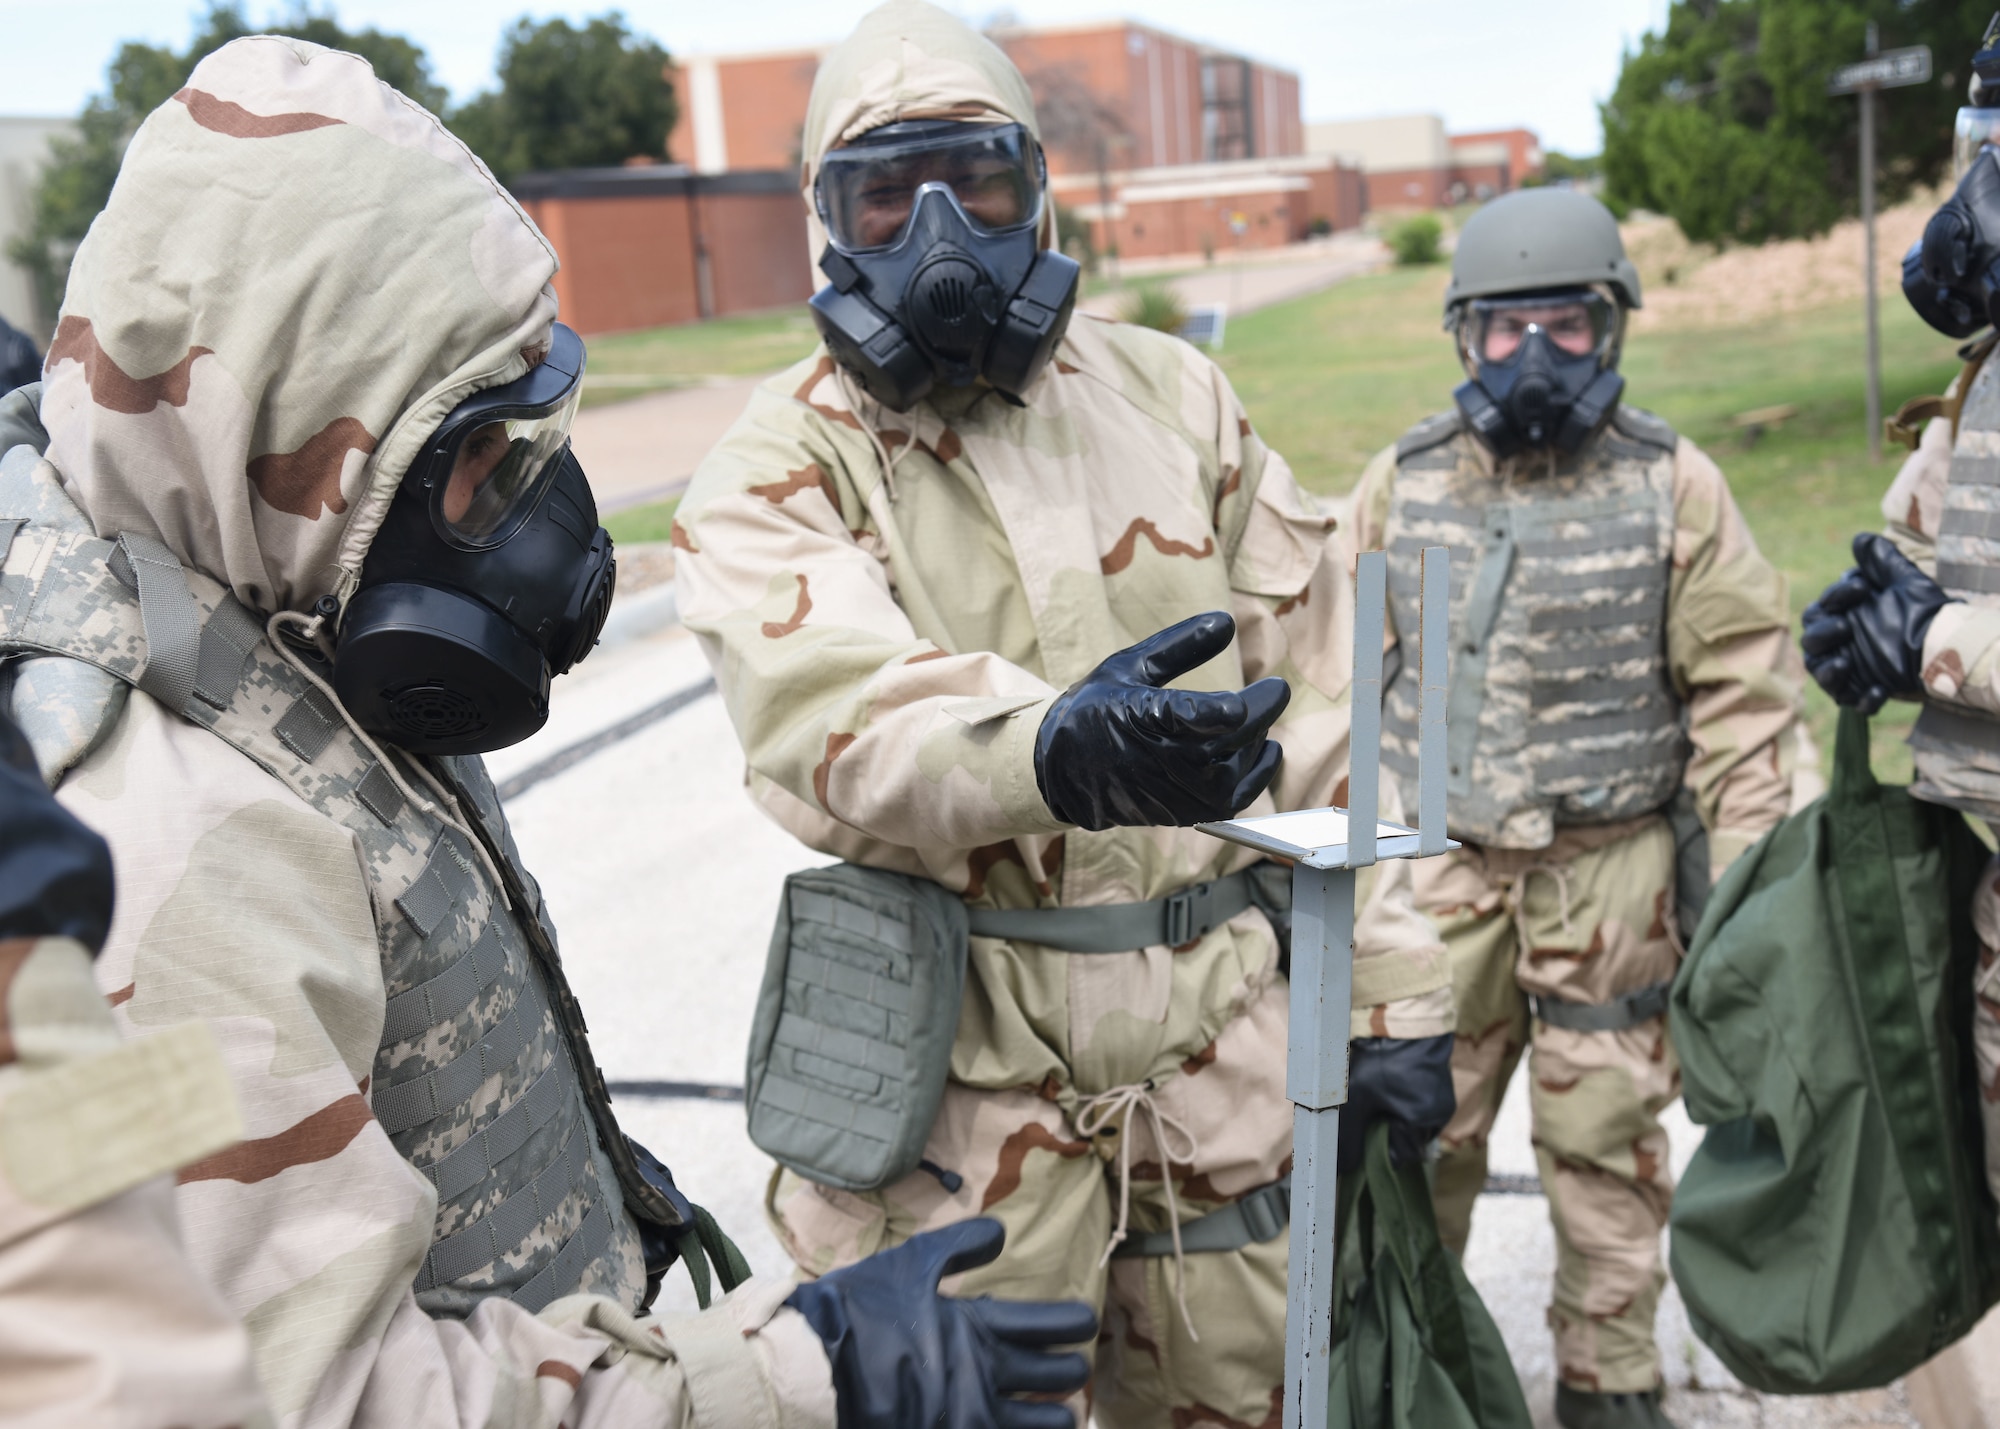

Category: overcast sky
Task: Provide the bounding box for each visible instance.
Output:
[6,0,1672,157]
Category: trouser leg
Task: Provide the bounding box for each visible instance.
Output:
[1968,853,2000,1219]
[1516,819,1680,1394]
[1415,844,1528,1255]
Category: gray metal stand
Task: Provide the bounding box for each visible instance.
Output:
[1200,546,1452,1428]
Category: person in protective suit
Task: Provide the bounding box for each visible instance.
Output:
[0,36,1094,1429]
[0,703,271,1424]
[675,4,1458,1424]
[1803,53,2000,1223]
[1346,188,1806,1429]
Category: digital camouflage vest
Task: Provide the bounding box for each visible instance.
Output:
[1915,353,2000,821]
[0,510,672,1319]
[1380,408,1685,850]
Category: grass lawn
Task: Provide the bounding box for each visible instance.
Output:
[1215,264,1966,780]
[605,496,679,546]
[581,308,820,408]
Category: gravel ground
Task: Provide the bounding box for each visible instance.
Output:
[496,611,1927,1423]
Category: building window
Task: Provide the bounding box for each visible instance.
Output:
[1201,56,1254,162]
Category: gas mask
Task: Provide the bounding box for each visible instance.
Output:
[332,322,615,756]
[808,120,1079,412]
[1906,25,2000,339]
[1905,120,2000,338]
[1451,288,1626,458]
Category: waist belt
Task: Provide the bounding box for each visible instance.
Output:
[966,870,1254,953]
[1527,979,1673,1033]
[1111,1171,1290,1258]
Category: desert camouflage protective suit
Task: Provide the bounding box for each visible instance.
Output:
[0,38,832,1429]
[1879,359,2000,1221]
[675,6,1453,1426]
[0,932,268,1427]
[1349,411,1805,1394]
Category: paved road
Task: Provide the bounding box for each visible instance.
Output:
[489,593,1930,1425]
[1078,233,1388,324]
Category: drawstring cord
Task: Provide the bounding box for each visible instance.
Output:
[264,609,511,906]
[1074,1079,1201,1342]
[832,365,910,500]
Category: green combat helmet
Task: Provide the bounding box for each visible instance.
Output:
[1445,188,1642,456]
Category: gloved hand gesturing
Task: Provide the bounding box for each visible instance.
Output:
[1034,612,1291,831]
[784,1217,1096,1429]
[1800,533,1956,716]
[1336,1033,1457,1174]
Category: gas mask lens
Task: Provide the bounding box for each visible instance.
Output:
[1460,291,1618,369]
[412,323,585,549]
[817,121,1042,253]
[1956,108,2000,180]
[438,390,581,545]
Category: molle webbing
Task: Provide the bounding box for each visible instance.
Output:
[1915,352,2000,822]
[1378,420,1683,847]
[0,520,650,1316]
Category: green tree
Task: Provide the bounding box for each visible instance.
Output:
[447,15,677,182]
[7,4,443,328]
[1603,0,1990,245]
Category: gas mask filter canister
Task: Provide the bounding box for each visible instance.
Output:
[332,322,616,755]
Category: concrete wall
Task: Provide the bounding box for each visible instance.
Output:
[0,116,76,340]
[1307,113,1450,173]
[514,167,810,336]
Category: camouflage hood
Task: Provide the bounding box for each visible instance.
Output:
[41,35,559,616]
[800,0,1052,265]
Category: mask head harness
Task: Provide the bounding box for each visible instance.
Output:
[1450,286,1627,458]
[331,322,616,756]
[1908,13,2000,339]
[809,119,1080,412]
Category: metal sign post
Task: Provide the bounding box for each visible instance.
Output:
[1829,32,1933,463]
[1199,547,1456,1429]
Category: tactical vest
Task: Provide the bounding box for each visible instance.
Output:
[1914,352,2000,821]
[0,511,694,1319]
[1379,408,1685,850]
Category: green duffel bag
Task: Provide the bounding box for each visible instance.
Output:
[1669,708,2000,1393]
[1327,1124,1532,1429]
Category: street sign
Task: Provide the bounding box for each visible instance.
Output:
[1828,44,1933,94]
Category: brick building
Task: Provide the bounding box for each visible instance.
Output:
[512,167,811,334]
[1306,114,1543,210]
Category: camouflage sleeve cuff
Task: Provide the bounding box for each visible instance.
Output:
[652,1277,837,1429]
[987,694,1069,837]
[1350,984,1456,1040]
[1922,601,2000,713]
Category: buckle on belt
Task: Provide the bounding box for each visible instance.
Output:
[1164,880,1216,946]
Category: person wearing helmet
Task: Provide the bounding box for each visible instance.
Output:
[1803,31,2000,1219]
[0,37,1096,1429]
[1348,188,1805,1429]
[676,3,1458,1423]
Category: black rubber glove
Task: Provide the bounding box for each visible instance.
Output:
[1336,1033,1456,1175]
[1800,533,1956,716]
[1034,612,1290,831]
[785,1217,1096,1429]
[0,709,114,953]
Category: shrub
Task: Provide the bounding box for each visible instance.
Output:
[1387,213,1443,266]
[1116,284,1189,334]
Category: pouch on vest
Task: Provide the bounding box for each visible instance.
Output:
[1326,1124,1532,1429]
[746,863,969,1192]
[1669,708,2000,1392]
